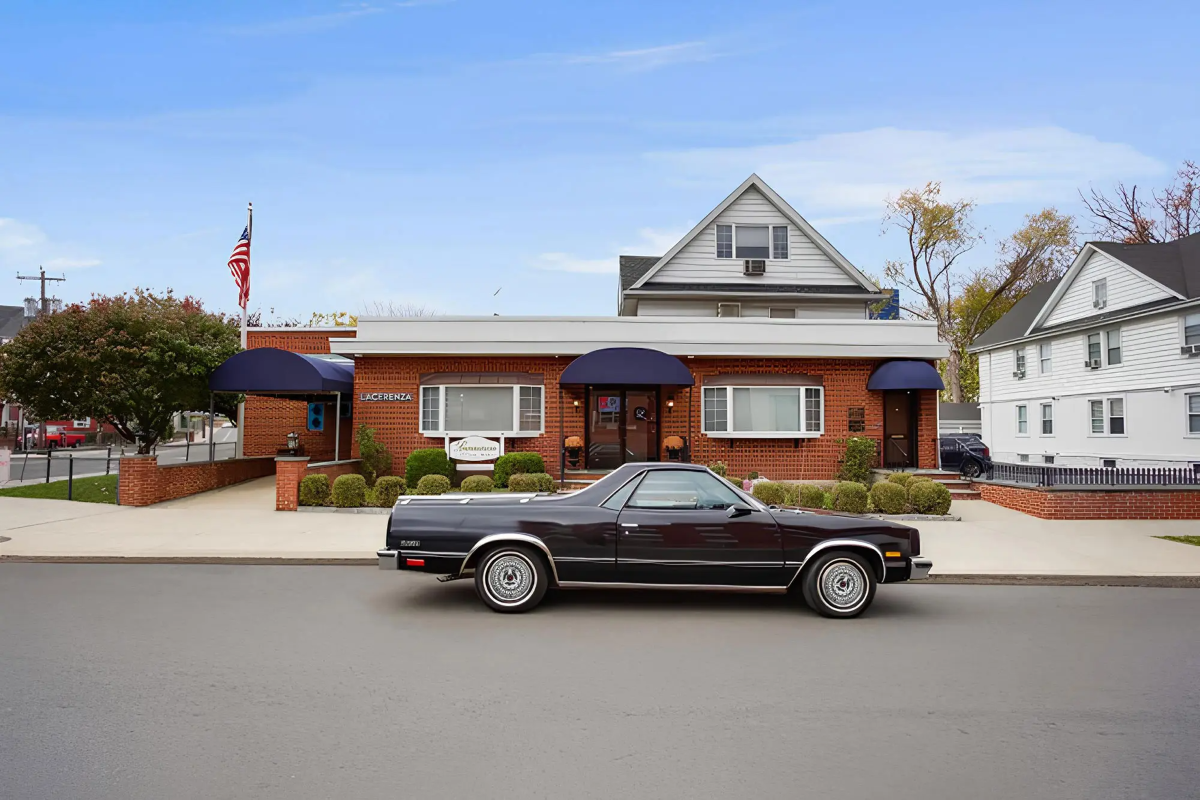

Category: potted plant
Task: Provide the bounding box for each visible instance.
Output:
[663,435,685,461]
[564,435,584,469]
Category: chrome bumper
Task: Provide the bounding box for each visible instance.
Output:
[909,557,933,580]
[378,549,399,570]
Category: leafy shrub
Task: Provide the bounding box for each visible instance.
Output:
[798,484,826,508]
[415,474,451,495]
[405,448,454,490]
[371,476,406,508]
[869,481,908,515]
[707,461,728,477]
[886,472,912,487]
[331,474,368,508]
[493,452,546,488]
[781,483,800,507]
[460,475,494,493]
[298,474,331,507]
[508,472,554,493]
[909,481,952,515]
[908,475,933,485]
[821,492,834,510]
[751,481,788,506]
[831,481,869,514]
[837,437,877,485]
[746,471,760,480]
[356,425,393,487]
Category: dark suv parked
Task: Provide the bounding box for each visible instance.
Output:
[939,434,991,478]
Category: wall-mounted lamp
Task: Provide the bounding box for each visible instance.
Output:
[666,399,675,409]
[573,400,580,407]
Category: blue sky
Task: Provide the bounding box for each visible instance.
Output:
[1,1,1196,320]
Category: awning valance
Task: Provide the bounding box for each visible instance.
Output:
[867,360,944,391]
[209,348,355,395]
[560,347,694,386]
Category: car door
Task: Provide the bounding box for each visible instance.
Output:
[615,469,785,587]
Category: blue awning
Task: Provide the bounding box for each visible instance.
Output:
[867,360,945,391]
[209,348,355,395]
[560,347,694,386]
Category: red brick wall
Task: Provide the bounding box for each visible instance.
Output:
[275,457,362,510]
[978,482,1200,520]
[350,355,938,481]
[118,455,276,506]
[246,328,355,353]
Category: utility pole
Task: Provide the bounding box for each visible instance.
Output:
[17,267,66,318]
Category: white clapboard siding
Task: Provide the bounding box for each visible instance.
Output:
[636,298,867,318]
[651,187,858,286]
[1044,250,1174,327]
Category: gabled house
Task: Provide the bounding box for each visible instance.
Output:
[969,233,1200,469]
[618,174,887,318]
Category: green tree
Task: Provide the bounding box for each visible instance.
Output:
[0,290,241,453]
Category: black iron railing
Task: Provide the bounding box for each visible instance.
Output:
[984,462,1200,487]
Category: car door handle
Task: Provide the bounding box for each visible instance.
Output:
[620,523,638,528]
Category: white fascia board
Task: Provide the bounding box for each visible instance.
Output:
[624,289,887,301]
[331,316,948,359]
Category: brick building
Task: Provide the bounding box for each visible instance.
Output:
[234,175,947,480]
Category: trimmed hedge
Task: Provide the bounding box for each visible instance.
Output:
[404,448,453,490]
[372,476,406,508]
[781,483,800,507]
[460,475,494,493]
[909,481,952,515]
[908,474,933,485]
[751,481,788,506]
[298,474,331,507]
[493,452,546,488]
[831,481,869,514]
[508,472,554,493]
[886,472,912,487]
[332,474,368,508]
[798,484,826,508]
[869,481,908,515]
[415,474,451,495]
[837,436,877,485]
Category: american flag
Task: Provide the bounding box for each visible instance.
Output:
[227,223,251,309]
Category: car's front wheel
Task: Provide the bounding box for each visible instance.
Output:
[801,551,877,618]
[474,546,549,613]
[961,459,982,478]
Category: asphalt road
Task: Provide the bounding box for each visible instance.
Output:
[2,566,1198,800]
[5,434,237,483]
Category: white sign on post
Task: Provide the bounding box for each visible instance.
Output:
[448,436,501,462]
[0,448,10,484]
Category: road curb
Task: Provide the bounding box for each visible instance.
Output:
[925,574,1200,588]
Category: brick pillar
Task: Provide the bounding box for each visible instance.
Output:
[118,455,159,507]
[275,456,310,511]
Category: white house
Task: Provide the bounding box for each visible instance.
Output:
[969,233,1200,469]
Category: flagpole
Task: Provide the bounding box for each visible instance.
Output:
[235,202,251,459]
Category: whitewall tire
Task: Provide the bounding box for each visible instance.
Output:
[801,551,877,619]
[475,546,549,614]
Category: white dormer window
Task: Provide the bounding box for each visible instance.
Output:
[772,226,788,259]
[714,224,790,260]
[735,225,769,259]
[716,225,733,259]
[1092,278,1107,309]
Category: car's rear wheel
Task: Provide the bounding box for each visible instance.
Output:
[961,459,982,478]
[801,551,877,619]
[474,546,548,613]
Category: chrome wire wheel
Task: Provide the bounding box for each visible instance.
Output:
[818,559,868,611]
[483,551,537,607]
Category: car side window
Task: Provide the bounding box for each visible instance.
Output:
[600,474,643,511]
[626,470,744,511]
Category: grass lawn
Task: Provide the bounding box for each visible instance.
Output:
[1157,536,1200,547]
[0,474,119,504]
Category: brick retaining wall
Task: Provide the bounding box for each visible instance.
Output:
[118,455,276,506]
[275,457,362,510]
[978,482,1200,520]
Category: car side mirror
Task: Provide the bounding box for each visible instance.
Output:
[726,503,752,518]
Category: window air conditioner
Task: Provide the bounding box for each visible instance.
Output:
[1093,298,1106,309]
[742,259,766,276]
[1012,369,1025,379]
[1084,358,1102,369]
[1182,344,1200,356]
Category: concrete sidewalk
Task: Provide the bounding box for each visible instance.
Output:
[2,487,1200,576]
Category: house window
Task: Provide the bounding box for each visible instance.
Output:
[768,307,796,319]
[702,386,824,437]
[519,386,543,432]
[771,226,789,259]
[715,224,733,259]
[847,407,866,433]
[717,303,741,318]
[1087,333,1102,364]
[1102,458,1117,469]
[420,384,544,436]
[1089,399,1104,434]
[1092,278,1107,309]
[1014,348,1026,377]
[1019,454,1029,463]
[1184,313,1200,346]
[1040,402,1053,435]
[1044,455,1055,464]
[1108,398,1125,435]
[1106,329,1122,365]
[734,225,769,259]
[1016,404,1028,435]
[1039,342,1052,374]
[1089,397,1126,435]
[420,387,439,432]
[1187,393,1200,435]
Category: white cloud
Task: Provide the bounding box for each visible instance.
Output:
[538,41,718,72]
[227,4,385,36]
[534,226,689,274]
[43,257,102,269]
[649,126,1167,220]
[0,218,46,250]
[0,218,101,271]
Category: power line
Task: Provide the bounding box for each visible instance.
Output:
[16,267,66,318]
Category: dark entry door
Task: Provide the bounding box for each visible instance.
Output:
[883,390,915,468]
[615,469,785,586]
[586,387,658,470]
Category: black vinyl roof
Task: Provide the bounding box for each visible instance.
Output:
[619,255,659,292]
[0,305,28,340]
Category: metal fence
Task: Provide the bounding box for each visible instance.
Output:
[4,440,238,496]
[984,461,1200,487]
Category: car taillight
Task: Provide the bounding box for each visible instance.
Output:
[982,446,990,457]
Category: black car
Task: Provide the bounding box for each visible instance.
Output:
[378,462,932,618]
[939,433,992,478]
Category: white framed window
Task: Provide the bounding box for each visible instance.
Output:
[1038,342,1052,374]
[768,307,796,319]
[1108,398,1125,435]
[1187,393,1200,436]
[771,225,789,260]
[1092,278,1107,309]
[1085,329,1121,367]
[1089,396,1126,436]
[1014,348,1026,377]
[1044,455,1055,464]
[1040,402,1053,436]
[717,302,741,318]
[1018,454,1029,463]
[701,385,824,438]
[1086,333,1102,364]
[1016,404,1028,435]
[1106,329,1122,365]
[715,224,733,259]
[1102,458,1117,468]
[419,385,543,436]
[1183,313,1200,346]
[1089,399,1104,434]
